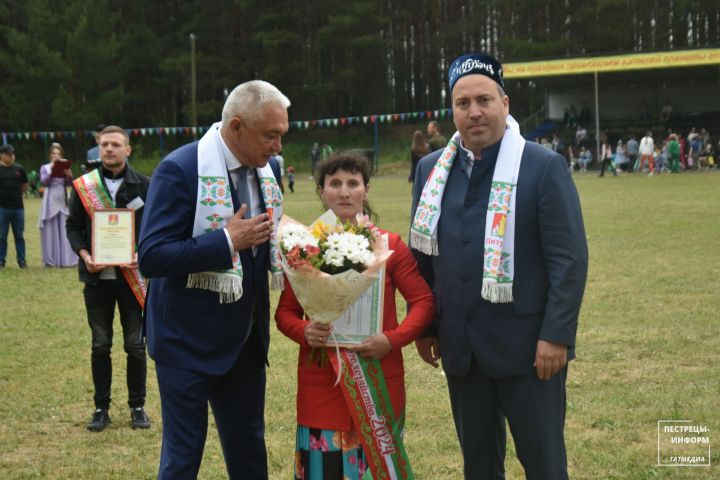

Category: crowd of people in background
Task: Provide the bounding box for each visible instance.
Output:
[540,125,717,177]
[407,108,717,181]
[554,98,716,176]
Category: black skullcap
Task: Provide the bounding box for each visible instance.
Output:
[449,53,504,92]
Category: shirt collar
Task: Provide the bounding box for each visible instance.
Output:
[218,130,243,172]
[102,166,126,180]
[458,138,476,163]
[457,137,502,164]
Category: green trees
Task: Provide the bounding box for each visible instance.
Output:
[1,0,718,132]
[0,0,123,130]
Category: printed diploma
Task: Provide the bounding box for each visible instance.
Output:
[328,267,385,346]
[92,209,134,265]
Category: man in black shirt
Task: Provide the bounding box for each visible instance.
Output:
[0,144,28,268]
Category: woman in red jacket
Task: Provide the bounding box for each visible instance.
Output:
[275,152,435,479]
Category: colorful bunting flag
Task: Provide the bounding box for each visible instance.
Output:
[1,106,457,142]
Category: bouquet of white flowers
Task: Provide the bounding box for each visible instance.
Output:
[278,210,393,325]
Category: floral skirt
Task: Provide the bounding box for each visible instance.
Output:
[294,425,368,480]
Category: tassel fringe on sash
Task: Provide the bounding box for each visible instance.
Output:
[187,271,243,304]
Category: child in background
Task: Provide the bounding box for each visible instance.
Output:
[698,144,716,169]
[577,146,592,172]
[286,165,295,193]
[653,144,668,174]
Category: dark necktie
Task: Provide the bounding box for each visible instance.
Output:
[236,166,251,218]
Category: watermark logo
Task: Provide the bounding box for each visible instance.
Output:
[657,420,711,466]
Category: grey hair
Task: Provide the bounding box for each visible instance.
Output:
[221,80,291,127]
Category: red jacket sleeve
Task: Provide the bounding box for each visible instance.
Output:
[382,234,435,350]
[275,276,309,346]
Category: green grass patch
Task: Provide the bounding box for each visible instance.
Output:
[1,171,718,478]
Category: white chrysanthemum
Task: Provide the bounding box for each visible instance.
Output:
[281,225,318,251]
[322,232,373,268]
[323,249,345,267]
[347,248,374,265]
[283,224,308,236]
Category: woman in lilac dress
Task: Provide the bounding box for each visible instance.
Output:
[39,143,77,267]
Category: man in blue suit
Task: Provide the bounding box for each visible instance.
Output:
[139,80,289,479]
[410,53,588,479]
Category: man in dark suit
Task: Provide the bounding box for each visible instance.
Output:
[138,80,289,479]
[410,53,588,479]
[66,125,151,432]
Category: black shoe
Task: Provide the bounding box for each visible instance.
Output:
[18,262,27,269]
[130,407,151,429]
[87,408,111,432]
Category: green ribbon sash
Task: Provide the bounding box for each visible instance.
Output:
[329,350,414,479]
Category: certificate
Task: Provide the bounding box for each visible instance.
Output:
[328,267,385,346]
[92,209,135,265]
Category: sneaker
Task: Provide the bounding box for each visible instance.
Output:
[18,262,27,269]
[130,407,151,429]
[87,408,111,432]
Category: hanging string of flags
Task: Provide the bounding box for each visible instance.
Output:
[0,108,453,142]
[286,108,452,130]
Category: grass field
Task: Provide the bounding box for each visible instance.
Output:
[1,171,718,479]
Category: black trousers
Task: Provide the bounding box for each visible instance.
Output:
[83,277,147,409]
[446,357,569,480]
[599,157,616,176]
[627,154,637,172]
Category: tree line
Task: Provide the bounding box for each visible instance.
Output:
[1,0,718,132]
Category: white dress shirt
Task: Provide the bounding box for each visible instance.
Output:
[458,138,479,177]
[218,133,262,256]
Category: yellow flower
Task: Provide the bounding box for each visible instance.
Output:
[310,220,331,239]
